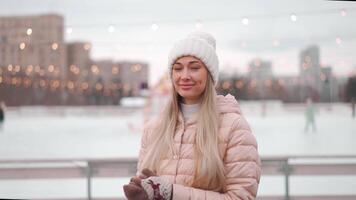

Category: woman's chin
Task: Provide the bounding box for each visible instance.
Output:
[178,90,193,97]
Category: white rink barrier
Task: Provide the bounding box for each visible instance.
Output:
[1,155,356,200]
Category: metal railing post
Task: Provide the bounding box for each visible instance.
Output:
[86,162,92,200]
[281,159,292,200]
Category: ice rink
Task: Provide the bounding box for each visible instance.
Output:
[0,101,355,199]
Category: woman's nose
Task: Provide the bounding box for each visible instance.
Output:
[181,69,191,80]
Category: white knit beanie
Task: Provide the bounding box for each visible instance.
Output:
[168,31,219,85]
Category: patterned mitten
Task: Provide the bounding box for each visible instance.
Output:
[141,176,172,200]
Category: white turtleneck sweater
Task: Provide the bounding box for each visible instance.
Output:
[180,103,200,121]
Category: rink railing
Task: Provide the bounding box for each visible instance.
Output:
[1,155,356,200]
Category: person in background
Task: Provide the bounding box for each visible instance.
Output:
[0,101,6,131]
[351,97,355,119]
[123,31,261,200]
[304,97,316,133]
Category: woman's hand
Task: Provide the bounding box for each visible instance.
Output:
[123,168,159,200]
[123,176,148,200]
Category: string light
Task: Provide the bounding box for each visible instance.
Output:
[66,27,73,34]
[81,82,89,90]
[131,64,142,72]
[48,65,55,72]
[112,66,119,74]
[7,64,13,72]
[1,6,355,103]
[150,23,159,31]
[91,65,100,74]
[242,17,249,26]
[235,80,244,89]
[108,25,115,33]
[84,43,91,50]
[95,83,103,91]
[51,43,58,50]
[222,81,231,90]
[14,65,21,73]
[26,65,33,75]
[67,81,74,90]
[26,28,32,36]
[19,42,26,50]
[70,65,76,72]
[290,13,297,22]
[63,8,356,30]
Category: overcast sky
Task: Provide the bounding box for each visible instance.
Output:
[1,0,356,84]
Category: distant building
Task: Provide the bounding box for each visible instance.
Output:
[0,14,150,106]
[0,14,66,105]
[248,58,273,99]
[320,66,339,102]
[248,58,273,80]
[117,61,149,96]
[0,14,67,78]
[67,42,91,81]
[299,45,322,101]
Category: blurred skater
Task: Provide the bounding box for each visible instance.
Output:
[304,97,316,133]
[0,101,6,131]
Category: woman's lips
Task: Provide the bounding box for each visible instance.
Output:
[180,84,194,90]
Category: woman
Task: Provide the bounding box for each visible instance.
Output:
[123,31,261,200]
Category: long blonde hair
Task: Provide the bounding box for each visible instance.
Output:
[141,74,226,191]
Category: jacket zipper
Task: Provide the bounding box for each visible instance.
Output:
[174,122,185,184]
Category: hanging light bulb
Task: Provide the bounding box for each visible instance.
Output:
[150,23,159,31]
[290,13,297,22]
[242,17,249,26]
[66,27,73,34]
[108,25,115,33]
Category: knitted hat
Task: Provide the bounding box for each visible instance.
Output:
[168,31,219,85]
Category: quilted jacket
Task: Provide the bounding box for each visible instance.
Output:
[137,94,261,199]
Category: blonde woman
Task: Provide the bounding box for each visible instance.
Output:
[123,32,261,200]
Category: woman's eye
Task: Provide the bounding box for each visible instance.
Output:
[173,67,182,71]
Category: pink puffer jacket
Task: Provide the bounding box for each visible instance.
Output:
[137,94,261,199]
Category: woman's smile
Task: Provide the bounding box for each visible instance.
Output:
[179,83,194,90]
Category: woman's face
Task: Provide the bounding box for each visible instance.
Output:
[172,56,208,104]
